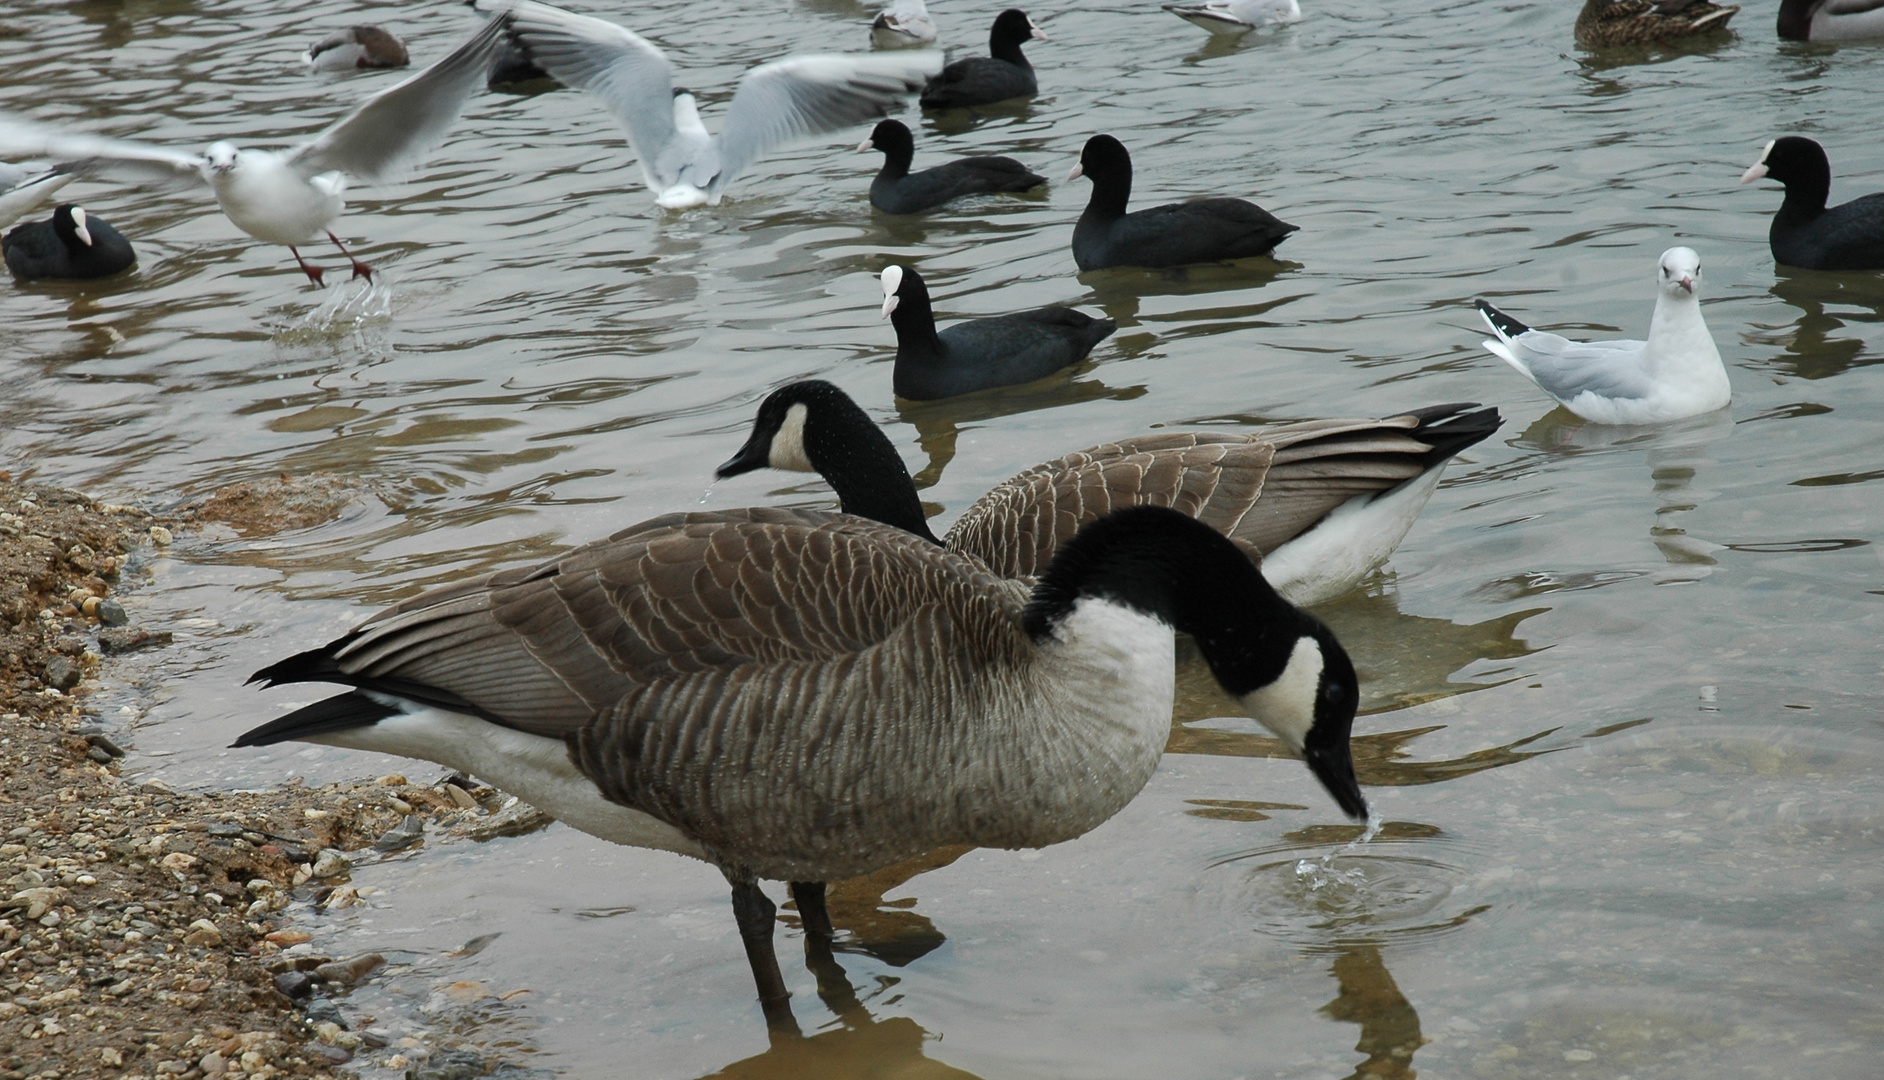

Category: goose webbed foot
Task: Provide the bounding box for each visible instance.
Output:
[730,878,795,1032]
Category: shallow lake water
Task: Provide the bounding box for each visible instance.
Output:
[3,0,1882,1076]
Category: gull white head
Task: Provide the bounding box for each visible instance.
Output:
[205,141,239,174]
[1740,140,1775,185]
[880,265,904,318]
[67,206,92,247]
[670,88,704,135]
[1658,246,1701,298]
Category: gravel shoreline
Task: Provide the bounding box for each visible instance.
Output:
[0,475,526,1080]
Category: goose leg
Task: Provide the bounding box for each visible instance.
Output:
[789,881,834,942]
[287,247,325,285]
[324,230,373,281]
[729,878,794,1030]
[791,882,867,1021]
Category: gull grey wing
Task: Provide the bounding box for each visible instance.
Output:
[494,0,679,188]
[0,119,203,186]
[287,11,511,182]
[1512,333,1656,403]
[0,162,77,229]
[712,52,942,195]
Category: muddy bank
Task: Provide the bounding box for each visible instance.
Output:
[0,475,535,1080]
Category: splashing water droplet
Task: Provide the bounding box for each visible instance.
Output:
[1294,808,1384,889]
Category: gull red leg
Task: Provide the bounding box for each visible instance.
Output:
[325,231,372,281]
[287,247,325,286]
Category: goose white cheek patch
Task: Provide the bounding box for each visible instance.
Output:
[768,402,813,472]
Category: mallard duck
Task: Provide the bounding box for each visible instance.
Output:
[1574,0,1739,47]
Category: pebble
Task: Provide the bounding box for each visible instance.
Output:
[309,848,350,880]
[265,928,313,945]
[148,524,173,545]
[372,813,425,852]
[98,626,173,654]
[314,952,386,985]
[443,783,480,810]
[42,656,81,691]
[272,970,316,999]
[183,918,224,946]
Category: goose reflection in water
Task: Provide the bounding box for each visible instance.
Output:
[894,372,1146,488]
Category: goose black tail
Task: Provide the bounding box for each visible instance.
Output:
[1474,299,1531,339]
[233,691,399,748]
[1403,403,1504,469]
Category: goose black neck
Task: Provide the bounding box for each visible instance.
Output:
[888,269,944,360]
[1775,0,1813,41]
[990,10,1035,67]
[803,388,939,543]
[1023,505,1309,697]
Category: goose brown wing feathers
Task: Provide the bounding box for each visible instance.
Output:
[261,508,1019,741]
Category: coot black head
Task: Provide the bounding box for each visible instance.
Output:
[858,119,916,171]
[990,8,1048,59]
[1747,136,1830,194]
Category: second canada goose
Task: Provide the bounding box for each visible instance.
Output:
[715,380,1501,605]
[241,504,1363,1024]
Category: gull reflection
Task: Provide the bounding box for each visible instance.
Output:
[1514,408,1732,575]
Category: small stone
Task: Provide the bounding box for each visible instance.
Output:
[384,1054,409,1069]
[309,849,350,880]
[98,627,173,654]
[43,656,81,691]
[75,874,95,886]
[87,733,126,757]
[371,814,425,853]
[183,917,224,946]
[100,1047,124,1066]
[387,796,413,814]
[443,783,479,810]
[160,852,199,873]
[87,746,114,764]
[272,970,315,999]
[97,599,129,626]
[81,596,100,617]
[199,1050,226,1075]
[149,525,173,546]
[265,929,311,946]
[305,999,346,1028]
[313,952,385,985]
[377,774,408,786]
[1563,1049,1596,1062]
[10,886,65,920]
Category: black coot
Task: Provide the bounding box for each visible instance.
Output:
[860,120,1045,214]
[3,205,136,280]
[1068,135,1296,272]
[1742,136,1884,271]
[919,9,1047,110]
[881,264,1116,400]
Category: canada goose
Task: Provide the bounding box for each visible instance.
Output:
[1573,0,1739,48]
[919,9,1047,110]
[1067,134,1297,272]
[715,380,1502,605]
[0,15,512,285]
[485,0,941,210]
[858,119,1046,215]
[880,265,1117,401]
[1475,247,1731,424]
[1740,137,1884,271]
[1777,0,1884,41]
[3,204,136,280]
[241,504,1363,1023]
